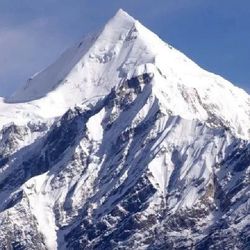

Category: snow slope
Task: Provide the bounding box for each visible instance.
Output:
[1,9,249,139]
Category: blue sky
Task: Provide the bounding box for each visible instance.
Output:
[0,0,249,97]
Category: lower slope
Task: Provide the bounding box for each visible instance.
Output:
[0,74,249,249]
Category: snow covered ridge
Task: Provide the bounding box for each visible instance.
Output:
[1,9,249,139]
[0,9,249,250]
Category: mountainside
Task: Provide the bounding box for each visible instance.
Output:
[0,9,249,250]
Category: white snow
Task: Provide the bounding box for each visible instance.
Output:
[86,107,105,141]
[1,8,249,138]
[24,173,58,250]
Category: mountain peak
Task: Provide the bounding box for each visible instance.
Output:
[0,10,250,250]
[6,9,137,104]
[3,10,250,139]
[113,8,135,22]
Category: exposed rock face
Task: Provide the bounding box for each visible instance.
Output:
[0,9,249,250]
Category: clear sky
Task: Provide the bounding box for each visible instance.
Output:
[0,0,249,97]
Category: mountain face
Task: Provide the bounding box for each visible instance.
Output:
[0,9,249,250]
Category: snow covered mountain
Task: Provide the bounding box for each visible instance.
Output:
[0,9,249,250]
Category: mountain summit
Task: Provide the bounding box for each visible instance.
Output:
[4,9,250,139]
[9,9,136,102]
[0,10,249,249]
